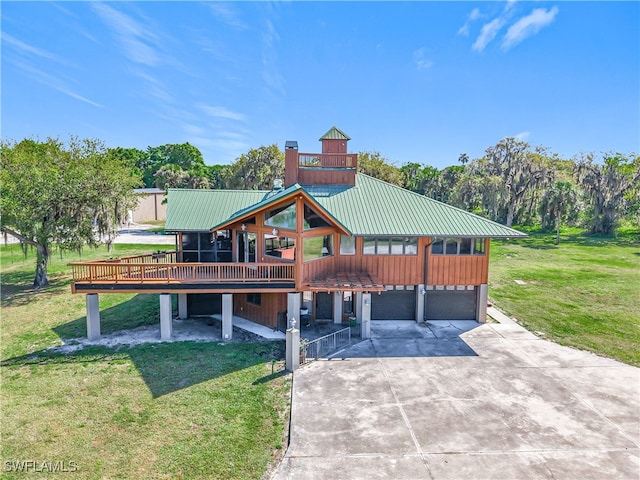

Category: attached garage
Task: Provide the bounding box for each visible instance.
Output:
[425,288,476,320]
[371,288,416,320]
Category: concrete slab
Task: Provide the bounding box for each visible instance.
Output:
[273,319,640,479]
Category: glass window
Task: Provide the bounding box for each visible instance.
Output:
[459,238,472,255]
[473,238,486,255]
[363,237,376,255]
[264,234,296,260]
[264,202,296,230]
[303,234,334,261]
[247,293,261,306]
[390,237,404,255]
[303,204,331,230]
[445,239,459,255]
[376,238,390,255]
[182,233,198,250]
[340,235,355,255]
[404,237,418,255]
[431,239,444,254]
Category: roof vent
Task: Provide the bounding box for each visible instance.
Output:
[285,140,298,150]
[273,179,283,190]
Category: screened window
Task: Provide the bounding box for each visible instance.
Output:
[363,237,418,255]
[303,234,334,261]
[340,235,356,255]
[264,234,296,260]
[432,238,486,255]
[264,202,296,230]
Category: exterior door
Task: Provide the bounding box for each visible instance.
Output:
[237,232,256,263]
[315,292,333,321]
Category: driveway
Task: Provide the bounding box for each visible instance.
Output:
[273,320,639,479]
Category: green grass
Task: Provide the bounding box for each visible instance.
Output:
[1,243,290,479]
[489,226,640,366]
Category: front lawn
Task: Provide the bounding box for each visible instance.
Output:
[1,244,290,479]
[489,227,640,366]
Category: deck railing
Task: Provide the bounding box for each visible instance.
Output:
[298,153,357,169]
[69,252,295,285]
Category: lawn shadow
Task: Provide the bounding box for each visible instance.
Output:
[0,274,68,308]
[1,340,283,398]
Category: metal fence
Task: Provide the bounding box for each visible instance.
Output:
[300,327,351,365]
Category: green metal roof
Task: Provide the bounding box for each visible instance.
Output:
[165,174,526,238]
[165,189,268,231]
[307,174,525,237]
[319,126,351,141]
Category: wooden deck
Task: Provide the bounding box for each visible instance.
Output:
[69,251,295,293]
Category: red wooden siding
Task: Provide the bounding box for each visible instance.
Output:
[234,292,287,328]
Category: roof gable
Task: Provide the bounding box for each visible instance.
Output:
[319,126,350,141]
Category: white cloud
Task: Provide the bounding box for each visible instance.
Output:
[515,131,531,141]
[92,3,160,66]
[199,105,246,122]
[472,17,507,52]
[457,8,481,37]
[502,7,559,50]
[207,3,248,30]
[2,32,69,65]
[413,48,434,71]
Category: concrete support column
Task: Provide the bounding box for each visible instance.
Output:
[160,293,172,340]
[361,293,372,339]
[355,292,363,324]
[416,284,426,323]
[477,284,488,323]
[333,292,342,324]
[86,294,101,340]
[287,292,301,328]
[178,293,188,319]
[285,319,300,372]
[222,293,233,340]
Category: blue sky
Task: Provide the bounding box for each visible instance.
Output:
[2,1,638,169]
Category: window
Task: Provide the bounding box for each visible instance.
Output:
[265,202,296,230]
[340,235,356,255]
[303,234,334,261]
[303,204,331,230]
[363,237,418,255]
[264,234,296,260]
[431,237,486,255]
[247,293,261,306]
[343,291,354,315]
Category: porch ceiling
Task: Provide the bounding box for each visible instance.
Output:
[303,272,386,293]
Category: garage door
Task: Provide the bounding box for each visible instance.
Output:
[425,289,476,320]
[187,293,222,316]
[372,289,416,320]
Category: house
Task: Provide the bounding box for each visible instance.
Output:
[70,127,525,341]
[128,188,166,224]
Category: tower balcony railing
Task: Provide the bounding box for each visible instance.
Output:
[298,153,357,169]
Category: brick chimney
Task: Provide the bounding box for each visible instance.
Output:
[284,140,299,186]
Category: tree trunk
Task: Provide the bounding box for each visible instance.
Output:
[555,206,561,245]
[34,244,49,288]
[506,203,515,227]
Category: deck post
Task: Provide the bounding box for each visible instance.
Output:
[160,294,173,340]
[285,319,300,372]
[178,293,188,319]
[333,292,342,324]
[286,292,301,328]
[416,284,425,323]
[476,284,488,323]
[86,294,101,340]
[222,294,233,340]
[361,293,372,339]
[355,292,363,324]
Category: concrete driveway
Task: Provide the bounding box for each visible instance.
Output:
[273,320,639,479]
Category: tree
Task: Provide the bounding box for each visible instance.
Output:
[539,181,578,244]
[357,151,403,186]
[0,137,141,287]
[154,164,210,190]
[474,138,552,227]
[142,143,207,187]
[574,152,640,235]
[225,144,284,190]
